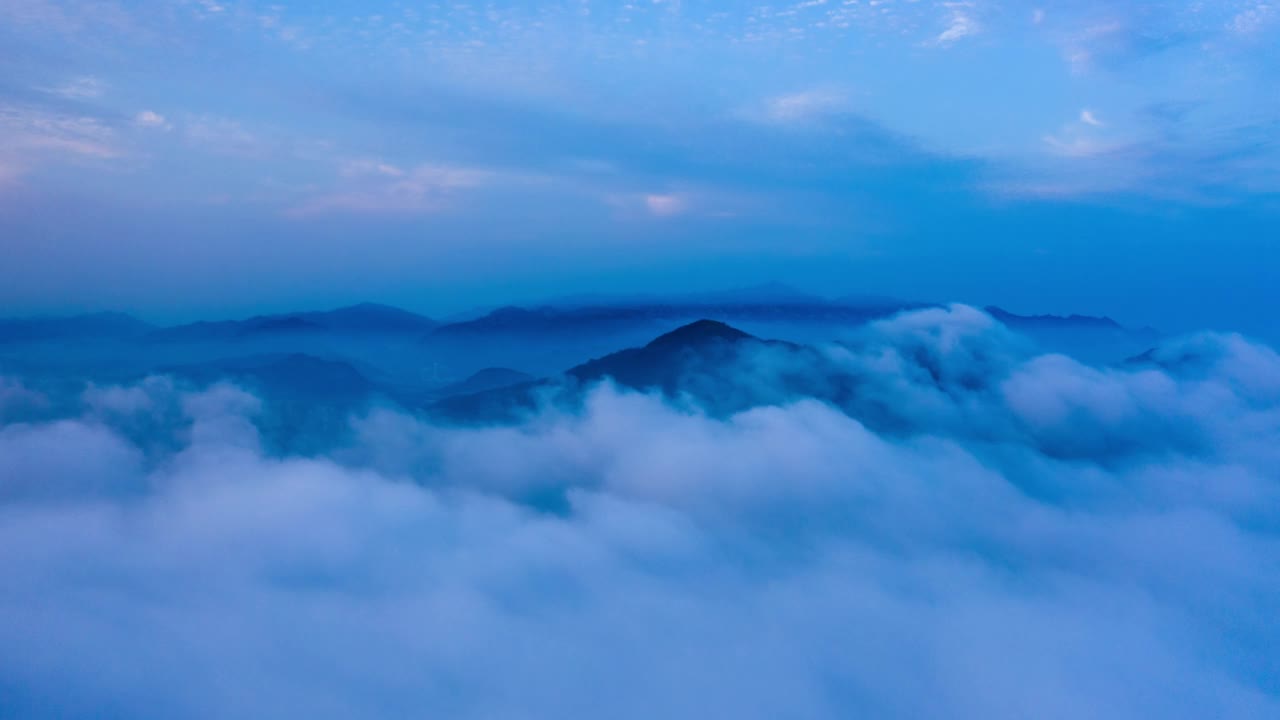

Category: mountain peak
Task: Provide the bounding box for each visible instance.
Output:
[644,319,754,350]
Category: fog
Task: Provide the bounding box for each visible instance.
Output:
[1,307,1277,718]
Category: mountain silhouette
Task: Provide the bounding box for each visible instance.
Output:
[431,367,535,398]
[149,303,437,341]
[429,319,790,423]
[985,306,1122,330]
[566,319,762,394]
[430,294,918,340]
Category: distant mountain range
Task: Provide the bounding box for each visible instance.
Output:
[1,289,1167,399]
[984,306,1123,330]
[1,290,1153,348]
[148,303,439,342]
[429,291,924,339]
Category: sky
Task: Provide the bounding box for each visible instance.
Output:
[0,0,1277,336]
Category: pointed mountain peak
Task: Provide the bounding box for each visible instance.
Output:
[644,319,754,350]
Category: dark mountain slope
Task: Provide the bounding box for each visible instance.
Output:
[428,320,804,423]
[567,320,762,394]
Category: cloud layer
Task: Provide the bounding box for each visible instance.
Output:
[1,307,1278,718]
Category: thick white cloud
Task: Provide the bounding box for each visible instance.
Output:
[0,307,1278,718]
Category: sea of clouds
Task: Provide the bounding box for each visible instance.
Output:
[1,306,1278,718]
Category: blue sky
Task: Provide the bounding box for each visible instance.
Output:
[0,0,1277,335]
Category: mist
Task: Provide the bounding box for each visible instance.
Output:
[1,306,1277,718]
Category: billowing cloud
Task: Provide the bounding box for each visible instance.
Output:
[0,306,1277,717]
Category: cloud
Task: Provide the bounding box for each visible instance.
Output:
[194,0,226,15]
[288,164,492,217]
[1228,4,1275,35]
[134,110,171,130]
[0,104,122,170]
[753,89,850,125]
[644,193,688,217]
[0,0,131,35]
[992,108,1280,201]
[0,307,1278,717]
[1041,135,1113,159]
[0,160,23,189]
[341,158,406,178]
[44,76,106,100]
[183,115,263,156]
[936,3,980,45]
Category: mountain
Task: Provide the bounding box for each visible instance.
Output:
[429,304,707,338]
[423,289,927,377]
[428,319,795,423]
[431,295,918,339]
[566,319,763,394]
[149,303,437,342]
[159,353,375,401]
[296,303,439,334]
[431,367,535,399]
[0,312,154,343]
[986,306,1161,364]
[985,306,1123,330]
[535,283,821,309]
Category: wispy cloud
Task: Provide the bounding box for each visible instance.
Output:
[936,2,980,45]
[743,89,851,127]
[183,116,263,156]
[0,104,121,161]
[288,164,492,217]
[0,0,135,36]
[0,104,123,191]
[134,110,170,130]
[644,193,688,217]
[1228,3,1275,34]
[43,76,106,100]
[193,0,225,15]
[341,158,406,178]
[0,160,23,190]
